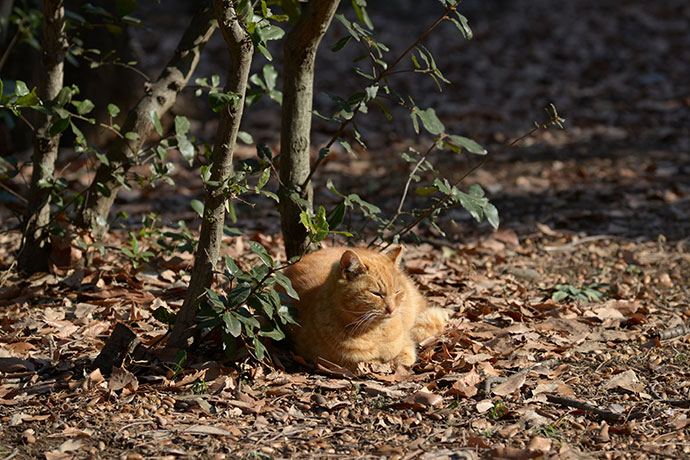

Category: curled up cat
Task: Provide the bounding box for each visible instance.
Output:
[283,246,447,370]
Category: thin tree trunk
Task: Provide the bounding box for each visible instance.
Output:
[279,0,340,259]
[167,0,253,349]
[17,0,67,273]
[77,2,215,240]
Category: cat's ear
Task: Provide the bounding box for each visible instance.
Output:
[340,250,365,280]
[385,245,404,266]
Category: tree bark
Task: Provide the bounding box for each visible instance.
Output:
[77,2,215,240]
[278,0,340,259]
[17,0,67,273]
[167,0,253,349]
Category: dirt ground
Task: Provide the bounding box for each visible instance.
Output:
[1,0,689,459]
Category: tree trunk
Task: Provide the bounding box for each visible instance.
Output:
[278,0,340,259]
[77,2,215,240]
[167,0,253,349]
[17,0,67,273]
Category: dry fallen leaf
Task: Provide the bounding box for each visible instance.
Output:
[602,370,644,393]
[493,373,527,397]
[108,367,139,392]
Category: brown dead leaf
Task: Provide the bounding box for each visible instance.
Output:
[527,436,552,453]
[476,399,495,414]
[45,439,83,460]
[4,341,35,357]
[445,367,481,398]
[396,390,443,411]
[108,367,139,392]
[596,422,610,443]
[182,425,236,436]
[493,373,527,397]
[602,369,644,393]
[490,447,542,459]
[313,357,355,379]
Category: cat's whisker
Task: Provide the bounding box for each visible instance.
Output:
[348,310,381,336]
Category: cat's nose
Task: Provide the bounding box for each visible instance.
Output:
[386,303,396,314]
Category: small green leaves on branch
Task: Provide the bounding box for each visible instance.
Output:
[546,283,610,303]
[194,245,300,362]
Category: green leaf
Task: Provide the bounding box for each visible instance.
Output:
[455,190,483,222]
[414,186,438,196]
[446,134,486,155]
[237,131,254,144]
[256,143,272,160]
[250,241,274,267]
[75,99,95,115]
[153,306,176,326]
[14,81,29,97]
[416,107,444,135]
[262,24,284,41]
[257,168,270,189]
[49,117,70,137]
[177,136,194,164]
[552,290,569,302]
[274,272,299,300]
[468,184,486,198]
[299,211,312,233]
[331,36,351,52]
[16,90,40,107]
[70,121,86,145]
[224,256,240,277]
[452,12,473,39]
[150,110,163,136]
[228,283,252,307]
[352,1,373,29]
[259,326,285,341]
[222,312,242,337]
[262,65,278,90]
[253,338,267,360]
[485,203,499,230]
[326,202,346,230]
[209,91,237,112]
[125,131,140,141]
[190,199,204,217]
[107,103,120,117]
[256,43,273,61]
[175,115,190,135]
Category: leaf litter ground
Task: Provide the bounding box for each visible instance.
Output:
[1,0,690,458]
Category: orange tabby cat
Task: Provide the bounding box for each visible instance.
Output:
[283,246,447,369]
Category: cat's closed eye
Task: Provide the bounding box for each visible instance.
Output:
[371,291,385,298]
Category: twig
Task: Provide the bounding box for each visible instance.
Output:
[545,394,645,423]
[0,181,27,204]
[542,235,614,252]
[662,399,690,408]
[301,1,462,191]
[375,109,563,250]
[654,323,690,341]
[1,448,19,460]
[368,141,437,248]
[82,55,151,82]
[0,29,20,72]
[0,260,16,289]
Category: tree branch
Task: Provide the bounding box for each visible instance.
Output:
[167,0,254,349]
[278,0,340,258]
[17,0,67,273]
[77,1,216,240]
